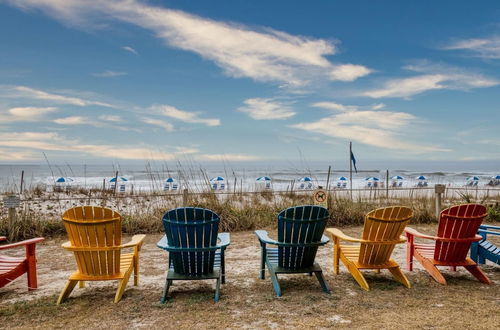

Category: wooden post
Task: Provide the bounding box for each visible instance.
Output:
[349,142,353,200]
[386,169,389,199]
[102,178,106,192]
[8,207,16,241]
[3,195,20,241]
[435,184,446,217]
[183,189,189,206]
[20,170,24,194]
[113,171,119,195]
[326,165,331,192]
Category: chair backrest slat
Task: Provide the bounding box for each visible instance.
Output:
[277,205,329,270]
[163,207,220,276]
[62,206,122,277]
[434,204,486,262]
[359,206,413,265]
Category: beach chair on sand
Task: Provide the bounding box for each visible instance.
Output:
[0,236,44,290]
[255,205,330,296]
[405,204,491,285]
[57,206,145,304]
[471,225,500,265]
[157,207,230,302]
[326,206,413,291]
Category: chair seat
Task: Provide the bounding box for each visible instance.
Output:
[265,248,321,273]
[0,256,25,275]
[339,245,399,269]
[68,252,134,281]
[168,252,222,279]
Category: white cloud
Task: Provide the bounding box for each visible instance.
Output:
[291,102,450,152]
[196,153,261,161]
[0,85,116,107]
[98,114,123,122]
[92,70,127,78]
[4,0,371,86]
[0,131,196,160]
[360,62,499,99]
[122,45,138,55]
[53,116,91,125]
[238,98,296,120]
[152,104,220,126]
[141,117,175,132]
[443,36,500,59]
[0,106,58,122]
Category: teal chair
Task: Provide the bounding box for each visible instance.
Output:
[255,205,331,296]
[157,207,230,302]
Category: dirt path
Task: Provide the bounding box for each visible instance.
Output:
[1,224,499,329]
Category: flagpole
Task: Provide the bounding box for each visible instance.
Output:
[349,141,353,200]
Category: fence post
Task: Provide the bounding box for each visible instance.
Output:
[3,195,20,241]
[435,184,446,217]
[183,188,189,206]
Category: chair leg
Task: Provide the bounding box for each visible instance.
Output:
[221,250,226,284]
[26,245,38,291]
[314,271,331,294]
[268,267,282,297]
[134,255,139,286]
[161,279,172,304]
[259,245,266,280]
[388,266,411,288]
[214,275,221,302]
[346,263,370,291]
[333,244,340,275]
[57,280,78,305]
[464,265,492,284]
[114,268,133,303]
[418,258,447,285]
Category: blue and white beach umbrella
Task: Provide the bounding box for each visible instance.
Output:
[338,176,347,181]
[299,177,312,182]
[110,176,128,182]
[210,176,225,182]
[165,177,176,183]
[416,175,427,180]
[256,176,271,182]
[467,176,479,181]
[365,177,379,181]
[494,175,500,180]
[391,175,404,180]
[56,177,74,183]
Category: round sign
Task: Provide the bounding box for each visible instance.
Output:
[314,189,327,203]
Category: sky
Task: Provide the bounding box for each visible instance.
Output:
[0,0,500,167]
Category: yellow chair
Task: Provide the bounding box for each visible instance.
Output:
[57,206,145,304]
[326,206,413,290]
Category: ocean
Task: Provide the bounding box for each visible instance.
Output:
[1,161,499,194]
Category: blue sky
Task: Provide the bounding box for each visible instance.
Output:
[1,0,499,166]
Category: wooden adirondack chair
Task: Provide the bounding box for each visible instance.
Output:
[157,207,230,302]
[57,206,146,304]
[255,205,330,297]
[0,236,44,290]
[326,206,413,291]
[405,203,491,285]
[470,225,500,265]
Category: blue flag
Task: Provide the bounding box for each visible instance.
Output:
[350,150,358,173]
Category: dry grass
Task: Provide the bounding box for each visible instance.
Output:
[4,189,499,241]
[0,223,499,329]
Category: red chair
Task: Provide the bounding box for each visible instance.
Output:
[405,204,491,285]
[0,236,45,290]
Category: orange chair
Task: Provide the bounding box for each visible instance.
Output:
[405,203,491,285]
[0,236,44,290]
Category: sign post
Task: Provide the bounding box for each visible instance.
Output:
[434,184,446,217]
[313,187,328,208]
[3,195,21,241]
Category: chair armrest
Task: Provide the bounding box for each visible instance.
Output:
[0,237,44,250]
[0,236,6,242]
[121,234,146,248]
[255,230,279,245]
[405,227,438,240]
[217,232,230,248]
[325,228,363,243]
[157,235,170,250]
